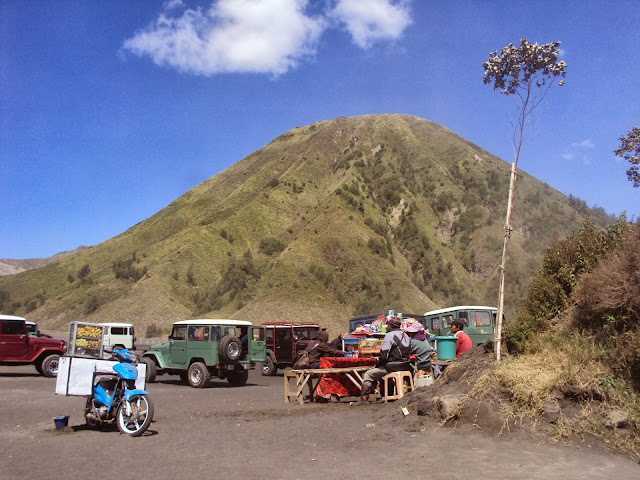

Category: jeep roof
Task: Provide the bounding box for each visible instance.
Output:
[1,314,28,321]
[262,322,319,327]
[173,319,252,326]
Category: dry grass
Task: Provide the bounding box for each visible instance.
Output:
[468,331,640,458]
[550,402,640,459]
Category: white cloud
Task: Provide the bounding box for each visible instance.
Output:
[122,0,413,76]
[571,139,595,149]
[561,138,595,162]
[122,0,326,76]
[329,0,412,49]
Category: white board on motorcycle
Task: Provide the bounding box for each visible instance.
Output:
[55,356,146,396]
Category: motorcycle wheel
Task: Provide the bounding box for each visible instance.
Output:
[116,394,154,437]
[84,398,99,428]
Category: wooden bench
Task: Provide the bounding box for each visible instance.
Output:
[284,366,373,404]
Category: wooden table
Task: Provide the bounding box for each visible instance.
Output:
[284,366,373,404]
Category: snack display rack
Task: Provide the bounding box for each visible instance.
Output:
[67,321,106,358]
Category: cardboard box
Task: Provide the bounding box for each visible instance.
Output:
[358,339,383,357]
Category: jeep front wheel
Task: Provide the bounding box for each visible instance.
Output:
[39,354,60,377]
[141,357,157,383]
[261,354,277,376]
[187,362,210,388]
[227,370,249,387]
[219,335,242,363]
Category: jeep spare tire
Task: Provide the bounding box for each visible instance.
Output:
[219,335,242,363]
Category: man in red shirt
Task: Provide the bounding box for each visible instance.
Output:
[450,320,472,357]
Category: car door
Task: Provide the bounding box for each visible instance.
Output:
[0,320,29,358]
[169,325,187,365]
[248,326,266,362]
[274,327,293,364]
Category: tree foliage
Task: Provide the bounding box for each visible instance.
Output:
[483,37,566,96]
[614,126,640,187]
[483,37,566,150]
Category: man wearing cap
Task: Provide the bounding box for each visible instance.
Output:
[406,321,432,378]
[450,319,472,358]
[351,316,411,406]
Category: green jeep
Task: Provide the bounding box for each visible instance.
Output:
[141,320,266,388]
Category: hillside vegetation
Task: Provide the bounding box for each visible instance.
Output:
[466,218,640,458]
[0,114,612,336]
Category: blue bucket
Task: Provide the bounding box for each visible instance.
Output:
[434,336,457,360]
[53,415,69,429]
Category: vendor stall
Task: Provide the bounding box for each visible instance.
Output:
[284,357,375,404]
[56,321,145,396]
[315,357,376,399]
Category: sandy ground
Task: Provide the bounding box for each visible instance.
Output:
[1,362,639,480]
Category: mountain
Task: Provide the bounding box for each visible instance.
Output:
[0,247,88,276]
[0,114,612,336]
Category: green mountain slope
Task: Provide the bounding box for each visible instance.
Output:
[0,114,611,336]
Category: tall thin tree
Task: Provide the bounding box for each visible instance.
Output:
[483,37,566,361]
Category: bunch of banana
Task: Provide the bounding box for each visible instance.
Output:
[77,325,103,338]
[76,338,89,347]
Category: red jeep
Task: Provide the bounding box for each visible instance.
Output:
[0,315,66,377]
[260,322,320,376]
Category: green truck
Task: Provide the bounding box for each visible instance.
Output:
[141,319,266,388]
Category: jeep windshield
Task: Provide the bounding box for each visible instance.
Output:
[294,328,318,340]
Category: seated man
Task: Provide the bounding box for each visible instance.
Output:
[351,316,411,406]
[304,330,344,369]
[406,321,432,378]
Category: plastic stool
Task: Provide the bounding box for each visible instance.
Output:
[381,371,415,403]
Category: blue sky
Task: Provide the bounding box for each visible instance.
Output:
[1,0,638,259]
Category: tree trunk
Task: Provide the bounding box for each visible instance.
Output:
[495,162,517,361]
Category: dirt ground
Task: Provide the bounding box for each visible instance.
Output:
[1,356,639,480]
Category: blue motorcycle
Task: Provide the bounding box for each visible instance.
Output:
[84,349,154,436]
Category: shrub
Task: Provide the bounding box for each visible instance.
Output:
[25,299,38,313]
[505,217,633,354]
[186,266,197,286]
[193,251,262,314]
[573,222,640,332]
[112,252,147,282]
[259,237,286,255]
[367,237,389,259]
[0,290,10,311]
[145,324,163,338]
[78,264,90,283]
[84,295,100,315]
